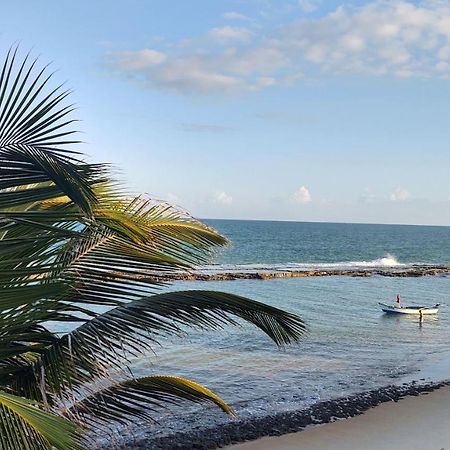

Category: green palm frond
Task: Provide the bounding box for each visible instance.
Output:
[47,195,231,311]
[0,146,99,214]
[67,375,234,427]
[16,290,305,403]
[96,195,228,255]
[61,193,228,268]
[65,289,305,357]
[0,46,102,217]
[0,391,80,450]
[0,48,307,447]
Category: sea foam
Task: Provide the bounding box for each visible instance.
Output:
[198,254,407,273]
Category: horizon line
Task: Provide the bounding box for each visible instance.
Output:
[200,217,450,228]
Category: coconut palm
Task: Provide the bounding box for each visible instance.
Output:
[0,48,306,449]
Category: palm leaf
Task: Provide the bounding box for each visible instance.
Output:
[68,375,234,427]
[0,47,100,214]
[68,289,306,350]
[26,290,305,400]
[0,390,80,450]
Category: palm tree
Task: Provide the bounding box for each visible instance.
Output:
[0,48,306,449]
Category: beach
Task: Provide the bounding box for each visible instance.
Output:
[229,385,450,450]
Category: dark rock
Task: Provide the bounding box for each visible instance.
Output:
[103,381,450,450]
[129,265,450,282]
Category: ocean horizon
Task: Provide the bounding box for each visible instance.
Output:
[201,217,450,228]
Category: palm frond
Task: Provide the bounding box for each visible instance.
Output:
[96,196,228,257]
[44,194,231,311]
[69,289,306,350]
[0,47,100,214]
[68,375,234,427]
[24,290,305,401]
[0,390,80,450]
[0,146,99,214]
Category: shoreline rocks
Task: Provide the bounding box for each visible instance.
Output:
[109,380,450,449]
[138,265,450,282]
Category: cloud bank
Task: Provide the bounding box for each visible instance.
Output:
[109,1,450,94]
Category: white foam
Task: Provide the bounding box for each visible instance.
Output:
[198,254,410,274]
[335,254,403,268]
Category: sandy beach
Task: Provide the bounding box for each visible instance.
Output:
[229,385,450,450]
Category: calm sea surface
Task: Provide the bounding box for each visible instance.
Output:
[126,221,450,439]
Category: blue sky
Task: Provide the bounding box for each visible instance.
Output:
[4,0,450,225]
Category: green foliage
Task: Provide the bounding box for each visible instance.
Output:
[0,391,81,450]
[0,47,306,449]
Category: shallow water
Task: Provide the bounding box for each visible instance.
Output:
[129,275,450,439]
[85,220,450,443]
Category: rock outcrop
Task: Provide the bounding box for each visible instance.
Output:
[136,265,450,282]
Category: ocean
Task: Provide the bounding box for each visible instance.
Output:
[116,220,450,444]
[205,219,450,268]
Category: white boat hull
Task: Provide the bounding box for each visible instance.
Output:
[379,302,439,315]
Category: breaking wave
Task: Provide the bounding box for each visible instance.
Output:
[198,254,414,274]
[344,254,403,268]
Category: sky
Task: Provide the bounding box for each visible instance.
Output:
[3,0,450,225]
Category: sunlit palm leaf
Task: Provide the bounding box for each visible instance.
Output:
[68,375,234,427]
[0,391,80,450]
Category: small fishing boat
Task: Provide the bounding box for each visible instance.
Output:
[379,302,440,315]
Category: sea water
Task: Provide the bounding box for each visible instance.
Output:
[204,219,450,268]
[127,220,450,440]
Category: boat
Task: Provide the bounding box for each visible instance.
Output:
[379,302,440,315]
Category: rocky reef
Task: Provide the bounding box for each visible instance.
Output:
[139,265,450,282]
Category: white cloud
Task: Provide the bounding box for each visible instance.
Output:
[299,0,320,13]
[214,191,233,205]
[280,1,450,77]
[130,55,246,93]
[208,26,254,43]
[114,49,166,70]
[110,1,450,94]
[436,60,450,72]
[223,11,250,21]
[389,188,410,202]
[255,76,276,88]
[293,186,312,204]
